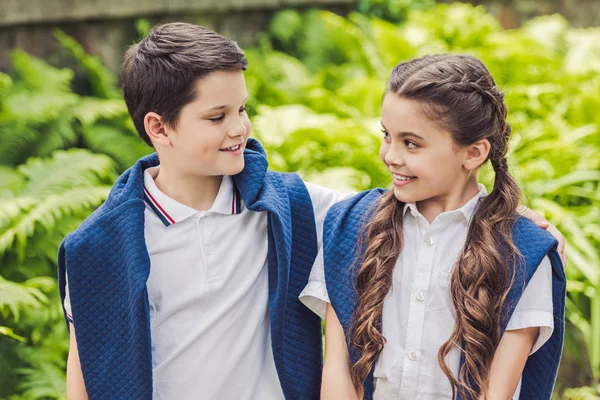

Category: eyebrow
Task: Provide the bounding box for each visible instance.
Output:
[380,122,425,141]
[204,97,249,113]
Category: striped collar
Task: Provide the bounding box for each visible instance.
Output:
[143,166,242,227]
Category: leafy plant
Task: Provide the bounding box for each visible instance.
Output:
[0,3,598,398]
[253,5,600,393]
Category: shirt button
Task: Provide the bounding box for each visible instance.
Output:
[425,236,434,246]
[408,351,418,361]
[415,292,425,302]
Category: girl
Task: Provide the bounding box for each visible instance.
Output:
[300,54,565,399]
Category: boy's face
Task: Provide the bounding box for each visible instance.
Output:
[159,70,251,177]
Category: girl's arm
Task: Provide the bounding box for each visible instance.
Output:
[480,326,539,400]
[322,303,359,400]
[67,322,89,400]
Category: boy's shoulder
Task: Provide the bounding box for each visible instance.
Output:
[64,153,158,248]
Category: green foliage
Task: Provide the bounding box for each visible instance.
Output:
[0,31,145,399]
[53,30,120,99]
[357,0,435,23]
[0,3,599,398]
[252,4,600,393]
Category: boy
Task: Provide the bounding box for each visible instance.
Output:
[60,22,565,400]
[60,22,347,400]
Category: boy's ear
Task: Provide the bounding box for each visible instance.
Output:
[144,112,171,147]
[463,138,491,171]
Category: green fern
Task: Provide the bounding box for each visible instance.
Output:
[0,326,24,341]
[0,150,116,257]
[0,50,145,169]
[0,276,47,322]
[53,30,120,99]
[81,123,152,170]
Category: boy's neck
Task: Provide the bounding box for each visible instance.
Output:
[416,177,481,224]
[153,166,223,212]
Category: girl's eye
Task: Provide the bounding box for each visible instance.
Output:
[209,114,225,122]
[239,106,248,113]
[405,140,419,149]
[381,129,391,140]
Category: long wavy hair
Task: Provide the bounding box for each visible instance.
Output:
[349,54,521,399]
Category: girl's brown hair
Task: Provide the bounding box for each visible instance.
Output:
[349,54,521,399]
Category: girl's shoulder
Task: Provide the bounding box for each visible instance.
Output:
[512,216,558,254]
[322,189,387,275]
[325,188,387,226]
[511,216,563,278]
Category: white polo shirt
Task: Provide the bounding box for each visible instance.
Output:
[64,166,349,400]
[300,185,554,399]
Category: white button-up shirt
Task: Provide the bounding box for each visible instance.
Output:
[65,166,349,400]
[300,185,554,399]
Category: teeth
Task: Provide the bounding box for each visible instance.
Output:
[393,173,414,181]
[224,145,240,151]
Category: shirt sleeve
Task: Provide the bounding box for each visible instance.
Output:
[300,183,354,319]
[299,247,330,320]
[63,273,74,323]
[304,182,355,249]
[505,256,554,355]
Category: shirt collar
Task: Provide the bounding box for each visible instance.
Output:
[143,166,242,227]
[403,183,488,222]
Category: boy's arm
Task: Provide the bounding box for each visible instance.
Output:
[480,326,539,400]
[322,303,359,400]
[67,323,89,400]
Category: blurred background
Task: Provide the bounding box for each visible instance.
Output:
[0,0,599,398]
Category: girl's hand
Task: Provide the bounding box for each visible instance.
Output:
[517,205,567,266]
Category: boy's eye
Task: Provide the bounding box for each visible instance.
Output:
[209,114,225,122]
[381,129,391,140]
[405,140,419,149]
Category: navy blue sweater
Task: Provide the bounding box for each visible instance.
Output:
[58,139,322,399]
[323,189,565,400]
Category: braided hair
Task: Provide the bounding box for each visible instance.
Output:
[349,54,521,399]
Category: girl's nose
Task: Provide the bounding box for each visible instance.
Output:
[384,148,404,167]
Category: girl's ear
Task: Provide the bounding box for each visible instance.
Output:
[144,112,172,148]
[463,138,491,171]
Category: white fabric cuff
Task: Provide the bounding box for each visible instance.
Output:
[299,281,330,320]
[64,273,73,322]
[505,310,554,355]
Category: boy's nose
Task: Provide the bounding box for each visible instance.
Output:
[228,118,247,138]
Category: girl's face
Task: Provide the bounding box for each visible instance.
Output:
[379,94,473,213]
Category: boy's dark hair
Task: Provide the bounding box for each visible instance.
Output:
[122,22,248,146]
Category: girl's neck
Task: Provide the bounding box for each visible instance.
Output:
[153,166,223,212]
[416,178,481,224]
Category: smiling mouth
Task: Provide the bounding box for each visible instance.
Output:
[392,173,416,181]
[220,144,241,151]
